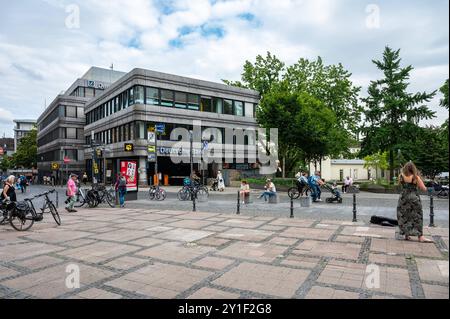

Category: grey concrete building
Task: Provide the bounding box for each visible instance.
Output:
[83,68,260,186]
[36,67,126,183]
[13,119,37,154]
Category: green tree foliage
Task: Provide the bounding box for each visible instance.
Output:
[363,152,388,179]
[359,47,436,183]
[224,52,361,175]
[0,156,14,172]
[440,79,449,109]
[12,128,38,169]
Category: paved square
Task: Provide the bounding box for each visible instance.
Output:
[0,206,447,299]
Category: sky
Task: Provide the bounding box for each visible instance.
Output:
[0,0,448,138]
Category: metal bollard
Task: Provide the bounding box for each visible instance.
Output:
[429,194,435,227]
[56,190,59,208]
[352,193,357,222]
[237,191,241,215]
[192,190,196,212]
[290,197,294,218]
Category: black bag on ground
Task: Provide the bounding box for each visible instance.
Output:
[370,215,399,227]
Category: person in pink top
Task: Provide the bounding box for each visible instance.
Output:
[65,173,78,213]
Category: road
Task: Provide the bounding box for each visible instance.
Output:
[13,184,449,227]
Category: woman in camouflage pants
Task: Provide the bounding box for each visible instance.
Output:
[397,162,434,243]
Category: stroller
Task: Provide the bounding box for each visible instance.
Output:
[322,183,343,204]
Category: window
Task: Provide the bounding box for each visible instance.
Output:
[122,90,128,109]
[85,88,95,98]
[136,121,146,139]
[146,87,159,105]
[66,128,77,139]
[188,94,199,110]
[201,97,212,112]
[128,87,134,106]
[77,128,84,140]
[174,92,187,108]
[213,98,223,114]
[129,122,135,140]
[66,106,77,118]
[234,101,244,116]
[135,86,144,104]
[161,90,174,107]
[77,107,84,118]
[223,99,233,115]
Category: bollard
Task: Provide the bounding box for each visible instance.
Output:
[429,194,435,227]
[237,191,241,215]
[56,190,59,208]
[192,189,196,212]
[290,197,294,218]
[352,193,357,222]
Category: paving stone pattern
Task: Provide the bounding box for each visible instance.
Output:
[0,207,448,299]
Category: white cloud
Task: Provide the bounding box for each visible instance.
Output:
[0,0,448,138]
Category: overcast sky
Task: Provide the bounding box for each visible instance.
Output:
[0,0,448,138]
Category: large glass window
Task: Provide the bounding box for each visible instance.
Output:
[223,99,233,115]
[188,94,199,110]
[146,87,159,105]
[213,98,223,114]
[122,91,128,109]
[129,122,135,140]
[128,87,134,106]
[201,97,212,112]
[85,88,95,98]
[66,106,77,118]
[161,90,174,107]
[66,128,77,139]
[77,107,84,118]
[234,101,244,116]
[136,121,146,139]
[175,92,187,108]
[135,86,144,104]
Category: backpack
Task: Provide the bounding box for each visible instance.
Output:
[119,177,127,187]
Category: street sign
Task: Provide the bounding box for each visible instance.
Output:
[51,163,60,170]
[148,146,156,153]
[155,123,165,134]
[124,143,134,152]
[148,153,156,162]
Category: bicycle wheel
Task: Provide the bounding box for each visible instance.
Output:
[178,188,190,201]
[288,187,300,199]
[105,191,115,208]
[10,211,34,232]
[156,189,167,201]
[49,202,61,226]
[74,195,85,208]
[149,187,156,200]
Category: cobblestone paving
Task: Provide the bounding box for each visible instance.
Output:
[0,207,448,299]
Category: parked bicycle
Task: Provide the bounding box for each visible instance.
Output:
[0,189,60,231]
[86,184,115,208]
[149,185,167,201]
[178,180,209,201]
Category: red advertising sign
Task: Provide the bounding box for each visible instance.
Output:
[120,160,138,192]
[0,147,4,156]
[63,157,71,164]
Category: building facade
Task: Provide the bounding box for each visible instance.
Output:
[36,67,126,183]
[13,120,36,154]
[83,68,260,186]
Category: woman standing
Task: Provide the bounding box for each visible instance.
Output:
[115,173,127,208]
[217,171,225,192]
[397,162,433,243]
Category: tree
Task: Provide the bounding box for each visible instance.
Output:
[363,152,388,180]
[440,79,449,109]
[359,47,436,183]
[12,128,38,169]
[0,155,14,172]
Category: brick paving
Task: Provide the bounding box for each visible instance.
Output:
[0,207,448,299]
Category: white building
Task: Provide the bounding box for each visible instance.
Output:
[13,119,36,154]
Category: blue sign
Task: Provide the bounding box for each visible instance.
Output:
[155,124,165,134]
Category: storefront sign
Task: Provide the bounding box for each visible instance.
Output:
[124,143,134,152]
[120,161,138,192]
[51,163,60,170]
[158,147,202,156]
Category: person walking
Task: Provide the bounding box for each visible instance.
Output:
[82,172,88,186]
[217,171,225,192]
[115,173,127,208]
[20,175,28,193]
[65,174,78,213]
[309,171,324,202]
[1,175,17,223]
[397,162,434,243]
[343,176,353,193]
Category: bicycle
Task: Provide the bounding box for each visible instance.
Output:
[177,182,209,201]
[149,185,167,201]
[288,181,311,199]
[74,187,88,208]
[0,190,61,231]
[86,184,115,208]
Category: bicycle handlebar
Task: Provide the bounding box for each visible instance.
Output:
[25,189,57,201]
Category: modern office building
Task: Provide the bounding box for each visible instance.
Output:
[83,68,260,186]
[36,67,126,182]
[13,119,37,153]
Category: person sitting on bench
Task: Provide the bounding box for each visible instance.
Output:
[258,179,277,202]
[240,180,251,204]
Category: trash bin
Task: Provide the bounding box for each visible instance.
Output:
[300,196,311,207]
[164,175,169,186]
